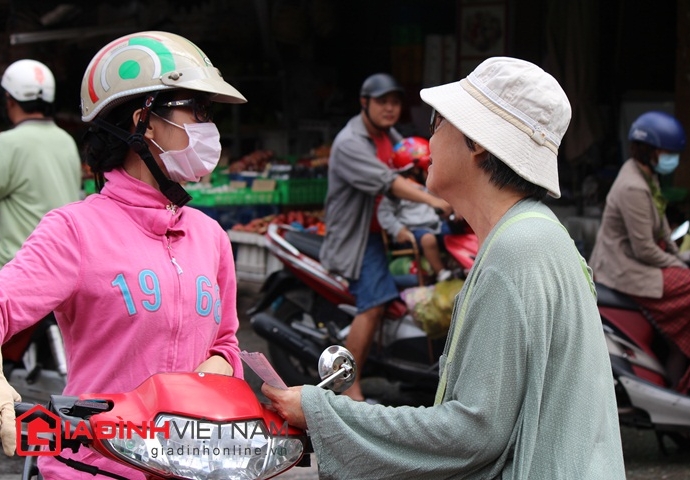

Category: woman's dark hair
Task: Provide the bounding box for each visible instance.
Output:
[465,136,548,201]
[82,90,179,187]
[629,141,656,168]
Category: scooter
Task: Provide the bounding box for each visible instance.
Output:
[248,222,478,393]
[597,220,690,454]
[2,313,67,406]
[15,345,356,479]
[598,281,690,454]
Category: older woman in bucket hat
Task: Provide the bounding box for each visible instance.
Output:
[263,57,625,479]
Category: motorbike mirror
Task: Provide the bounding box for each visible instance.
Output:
[316,345,356,393]
[671,220,689,242]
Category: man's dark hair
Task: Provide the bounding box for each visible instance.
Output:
[15,98,54,117]
[465,135,548,200]
[1,86,54,117]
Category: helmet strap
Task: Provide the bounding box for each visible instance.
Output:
[362,98,389,134]
[93,93,192,208]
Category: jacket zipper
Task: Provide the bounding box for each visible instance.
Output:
[167,235,184,275]
[166,231,183,371]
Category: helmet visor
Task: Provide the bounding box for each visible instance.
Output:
[159,66,246,104]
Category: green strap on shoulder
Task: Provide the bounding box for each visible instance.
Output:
[433,211,594,405]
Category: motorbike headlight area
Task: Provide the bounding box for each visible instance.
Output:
[102,414,305,480]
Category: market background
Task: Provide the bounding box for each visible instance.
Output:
[1,0,690,237]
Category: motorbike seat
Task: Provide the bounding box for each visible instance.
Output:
[284,230,324,260]
[595,282,640,311]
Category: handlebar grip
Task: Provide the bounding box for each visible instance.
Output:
[434,208,456,221]
[14,402,40,416]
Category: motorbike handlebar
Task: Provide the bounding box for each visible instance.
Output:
[434,209,458,222]
[14,402,40,416]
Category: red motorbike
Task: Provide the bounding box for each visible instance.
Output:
[14,346,356,479]
[2,314,67,406]
[249,222,478,393]
[597,282,690,453]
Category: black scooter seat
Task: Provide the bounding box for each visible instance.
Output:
[284,230,324,260]
[595,282,640,311]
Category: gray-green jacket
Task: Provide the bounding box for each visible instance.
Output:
[302,199,625,479]
[319,114,401,279]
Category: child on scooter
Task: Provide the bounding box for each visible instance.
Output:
[377,137,453,283]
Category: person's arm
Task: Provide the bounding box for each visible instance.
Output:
[389,176,452,217]
[619,187,686,268]
[0,210,81,342]
[0,210,82,456]
[195,355,233,376]
[333,136,451,218]
[334,139,398,196]
[0,137,15,200]
[377,196,405,239]
[204,229,243,378]
[263,268,526,479]
[661,215,680,255]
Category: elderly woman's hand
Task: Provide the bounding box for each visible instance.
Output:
[261,384,307,429]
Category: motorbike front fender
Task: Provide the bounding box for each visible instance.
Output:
[617,373,690,428]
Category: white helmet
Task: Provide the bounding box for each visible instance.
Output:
[1,59,56,103]
[80,31,246,122]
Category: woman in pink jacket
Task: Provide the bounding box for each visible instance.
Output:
[0,31,247,478]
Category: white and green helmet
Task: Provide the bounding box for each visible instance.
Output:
[80,31,246,122]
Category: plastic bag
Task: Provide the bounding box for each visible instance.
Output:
[400,278,465,339]
[433,278,465,313]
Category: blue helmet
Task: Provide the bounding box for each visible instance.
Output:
[628,111,686,152]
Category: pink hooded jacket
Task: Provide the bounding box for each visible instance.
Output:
[0,168,243,478]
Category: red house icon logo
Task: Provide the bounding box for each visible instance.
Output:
[16,405,61,456]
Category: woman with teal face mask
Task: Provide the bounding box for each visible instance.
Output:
[590,110,690,394]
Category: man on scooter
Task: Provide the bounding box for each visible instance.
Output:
[0,59,81,406]
[264,57,625,479]
[318,73,451,402]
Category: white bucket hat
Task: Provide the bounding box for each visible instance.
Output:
[420,57,571,198]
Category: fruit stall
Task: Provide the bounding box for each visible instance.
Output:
[186,146,330,283]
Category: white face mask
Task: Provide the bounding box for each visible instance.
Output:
[151,116,222,183]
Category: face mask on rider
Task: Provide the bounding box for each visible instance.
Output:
[654,152,680,175]
[150,114,222,183]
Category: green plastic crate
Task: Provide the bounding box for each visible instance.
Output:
[277,178,328,205]
[189,188,278,207]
